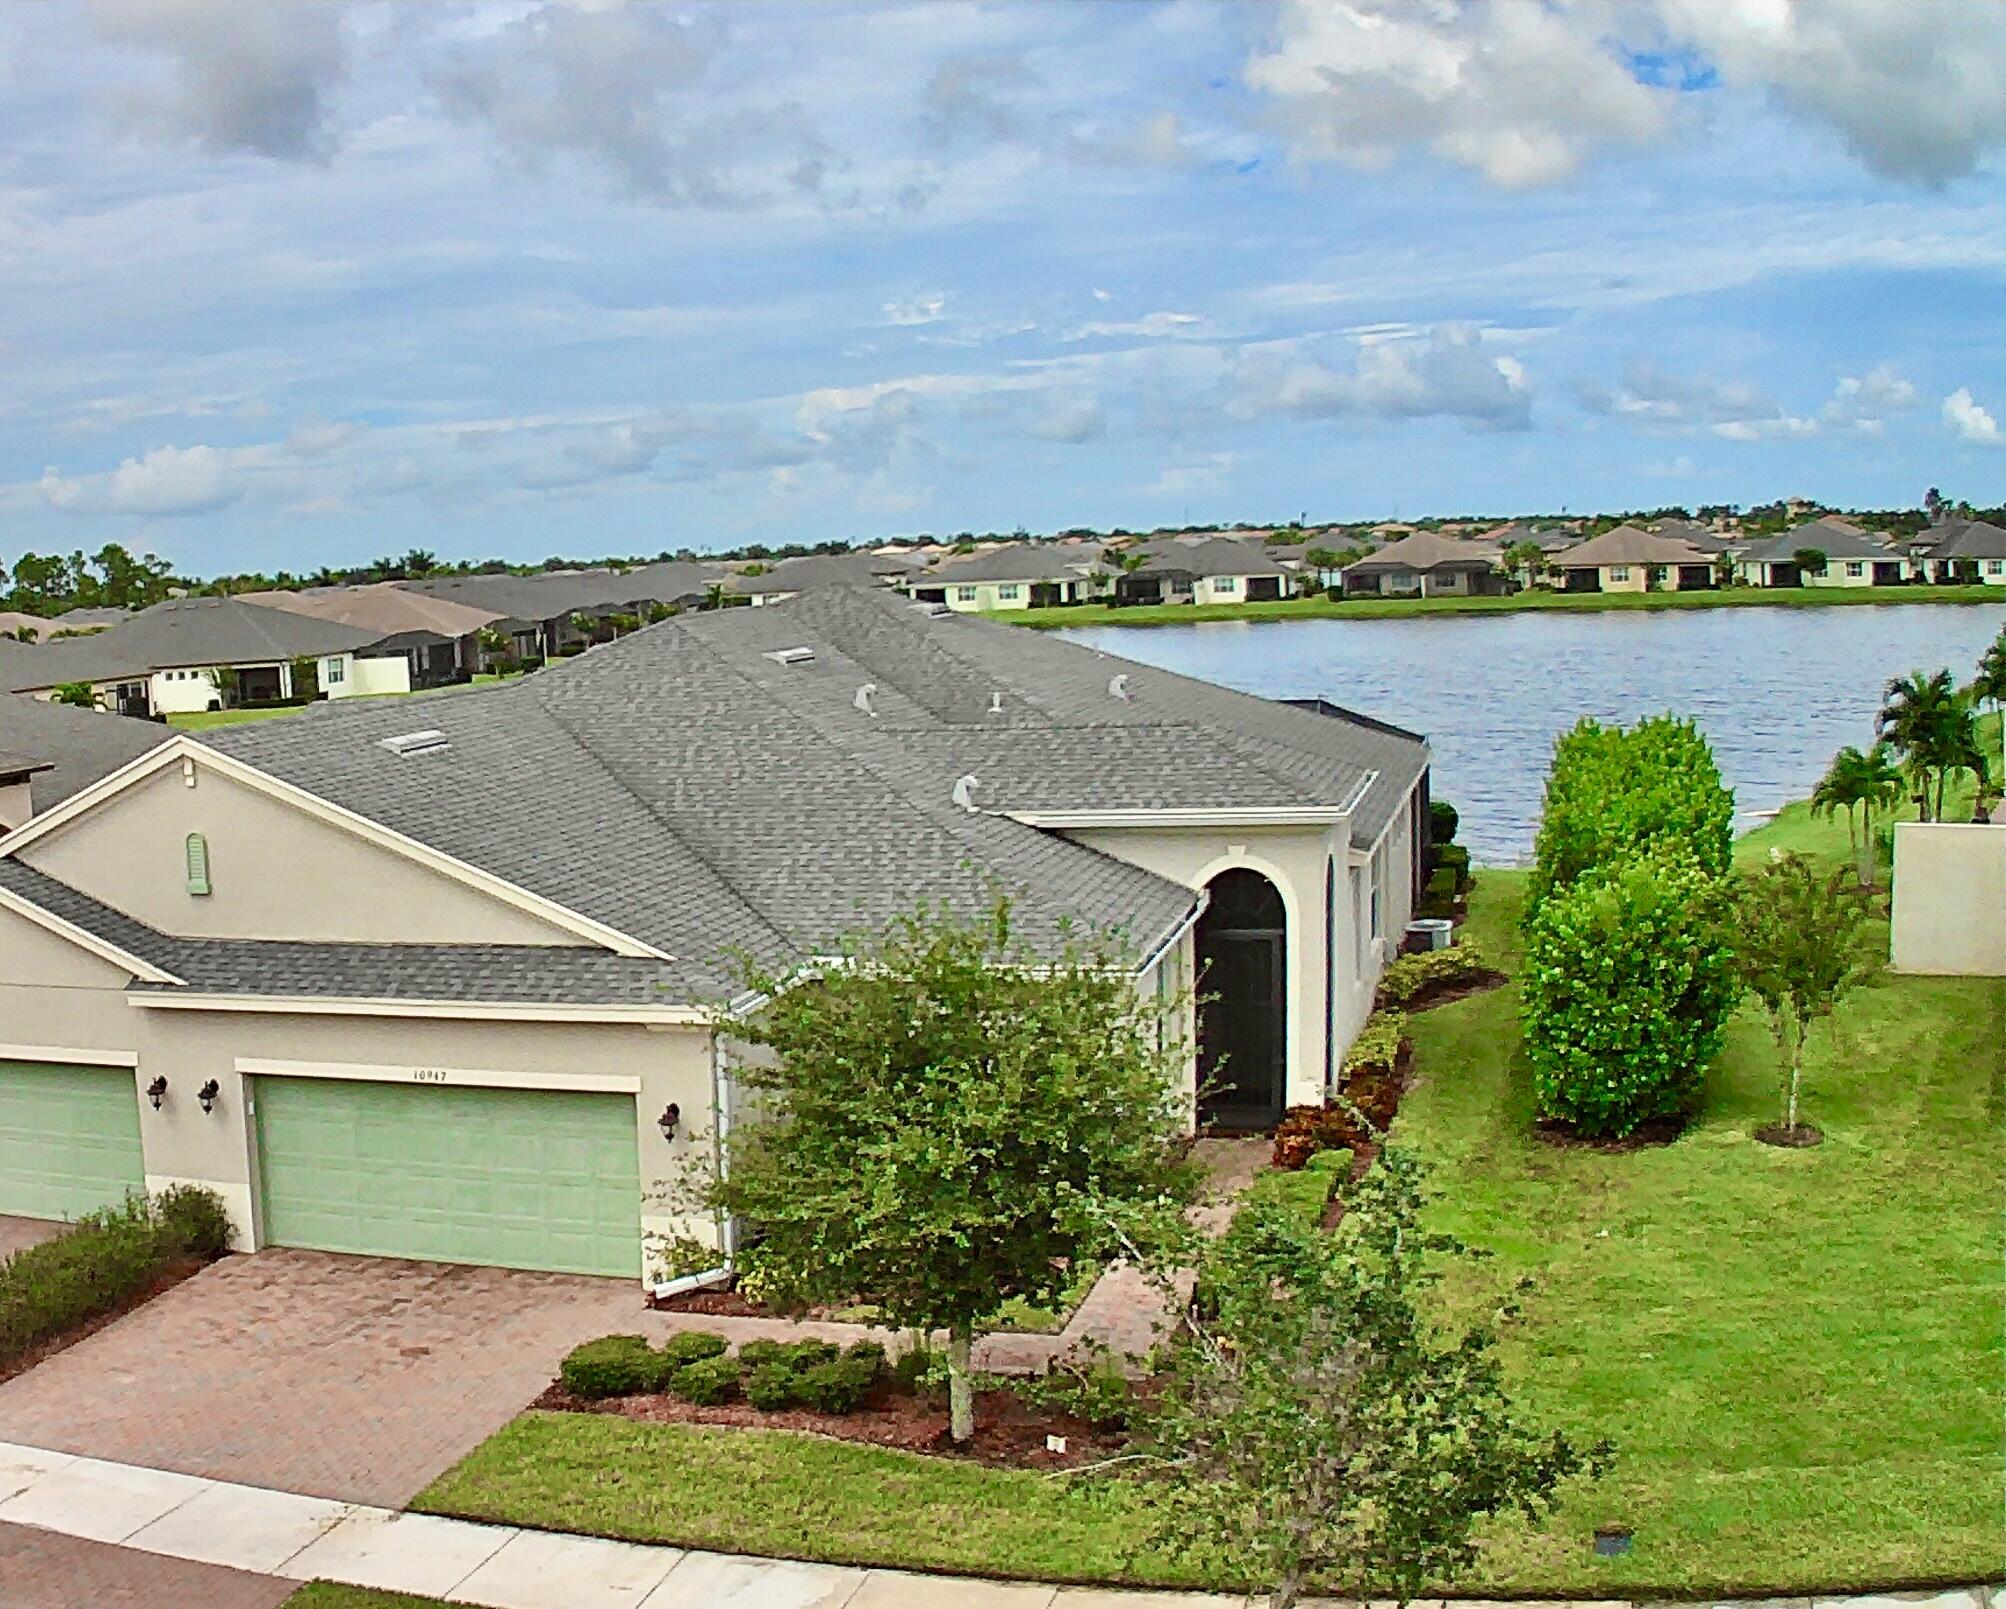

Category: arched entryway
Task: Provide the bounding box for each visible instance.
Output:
[1196,868,1287,1131]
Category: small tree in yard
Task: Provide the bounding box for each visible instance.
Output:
[1120,1145,1606,1608]
[711,898,1196,1443]
[1736,854,1880,1146]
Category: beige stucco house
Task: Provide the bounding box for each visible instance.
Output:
[1731,519,1904,588]
[1341,531,1507,597]
[0,591,1429,1290]
[904,543,1108,611]
[1551,525,1717,593]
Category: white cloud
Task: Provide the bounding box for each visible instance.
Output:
[1821,364,1917,434]
[1244,0,1670,189]
[1026,395,1105,444]
[41,443,242,516]
[1244,0,2006,189]
[1943,387,2003,445]
[91,0,349,161]
[1580,359,1920,442]
[1642,454,1697,478]
[1143,451,1236,498]
[1066,311,1212,342]
[1240,325,1533,431]
[884,292,948,327]
[1660,0,2006,186]
[285,418,358,457]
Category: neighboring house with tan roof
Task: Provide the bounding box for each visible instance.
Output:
[1114,536,1299,605]
[1732,519,1904,588]
[0,590,1429,1280]
[1340,531,1507,598]
[243,582,507,690]
[1551,525,1717,593]
[904,542,1107,612]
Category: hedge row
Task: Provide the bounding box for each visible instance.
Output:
[1520,715,1738,1137]
[1375,940,1490,1008]
[0,1187,232,1361]
[559,1331,887,1414]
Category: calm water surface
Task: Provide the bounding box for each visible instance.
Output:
[1061,603,2006,865]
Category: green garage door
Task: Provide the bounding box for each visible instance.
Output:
[254,1078,642,1278]
[0,1060,146,1222]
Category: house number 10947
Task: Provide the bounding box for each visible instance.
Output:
[410,1068,450,1083]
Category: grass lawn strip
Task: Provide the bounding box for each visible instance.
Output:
[1001,584,2006,629]
[412,753,2004,1599]
[286,1587,445,1609]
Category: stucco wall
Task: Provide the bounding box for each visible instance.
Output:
[1890,823,2006,976]
[150,668,226,715]
[0,779,30,833]
[18,753,593,946]
[1062,820,1356,1108]
[331,652,403,697]
[0,900,717,1280]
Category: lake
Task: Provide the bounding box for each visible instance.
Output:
[1060,602,2006,865]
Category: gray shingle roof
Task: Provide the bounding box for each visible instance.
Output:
[1344,531,1501,574]
[6,590,1425,1007]
[1554,524,1713,567]
[1930,519,2006,561]
[1,597,380,690]
[924,544,1104,583]
[1132,537,1294,579]
[0,695,169,810]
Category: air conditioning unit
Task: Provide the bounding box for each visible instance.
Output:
[1405,919,1455,951]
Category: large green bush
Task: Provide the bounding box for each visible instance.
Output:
[1520,849,1739,1137]
[1528,716,1733,906]
[559,1335,664,1398]
[0,1186,231,1362]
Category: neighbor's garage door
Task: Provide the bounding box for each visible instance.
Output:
[0,1060,146,1221]
[254,1078,642,1278]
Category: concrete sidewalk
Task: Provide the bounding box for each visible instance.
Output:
[1,1439,1997,1609]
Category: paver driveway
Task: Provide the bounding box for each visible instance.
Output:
[0,1248,652,1507]
[0,1214,65,1260]
[0,1521,293,1609]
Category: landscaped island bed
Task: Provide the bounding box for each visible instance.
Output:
[1002,582,2004,628]
[413,829,2005,1598]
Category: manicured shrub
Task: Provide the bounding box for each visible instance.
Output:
[780,1339,840,1370]
[745,1361,800,1411]
[1416,866,1458,917]
[795,1352,880,1413]
[1342,1010,1407,1077]
[1520,849,1739,1138]
[0,1187,232,1363]
[1376,941,1491,1008]
[670,1354,743,1406]
[660,1329,729,1368]
[1528,716,1733,907]
[152,1184,233,1259]
[842,1339,887,1371]
[889,1339,935,1392]
[559,1334,661,1399]
[734,1337,789,1369]
[1434,843,1471,888]
[1429,798,1460,846]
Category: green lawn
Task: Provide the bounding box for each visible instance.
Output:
[165,672,521,732]
[1003,584,2004,630]
[286,1588,442,1609]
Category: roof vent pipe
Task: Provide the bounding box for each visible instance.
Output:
[987,691,1003,716]
[951,774,980,812]
[1108,673,1131,700]
[854,683,878,717]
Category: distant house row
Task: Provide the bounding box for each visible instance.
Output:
[2,516,1998,718]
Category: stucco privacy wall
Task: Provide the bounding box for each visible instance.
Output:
[0,904,718,1273]
[17,753,591,946]
[1890,823,2006,975]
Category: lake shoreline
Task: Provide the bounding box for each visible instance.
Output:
[1000,584,2002,630]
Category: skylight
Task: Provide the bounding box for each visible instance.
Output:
[762,646,815,665]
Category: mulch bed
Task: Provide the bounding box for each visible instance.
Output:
[1755,1123,1824,1148]
[1532,1115,1689,1153]
[535,1377,1127,1470]
[1382,968,1508,1014]
[651,1286,769,1317]
[0,1252,210,1388]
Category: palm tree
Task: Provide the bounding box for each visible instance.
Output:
[1811,743,1903,888]
[1971,627,2006,795]
[1877,668,1983,822]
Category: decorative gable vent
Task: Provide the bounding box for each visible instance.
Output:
[184,832,211,896]
[378,729,450,757]
[762,646,815,666]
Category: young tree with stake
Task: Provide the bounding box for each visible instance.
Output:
[1736,853,1881,1145]
[711,898,1196,1443]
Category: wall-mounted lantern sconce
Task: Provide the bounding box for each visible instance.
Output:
[197,1079,220,1115]
[657,1102,680,1143]
[146,1076,168,1111]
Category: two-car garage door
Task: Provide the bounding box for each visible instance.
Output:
[0,1059,145,1222]
[253,1077,643,1279]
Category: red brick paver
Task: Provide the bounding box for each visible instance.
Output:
[0,1248,656,1508]
[0,1520,292,1609]
[0,1215,65,1261]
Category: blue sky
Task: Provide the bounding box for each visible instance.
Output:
[1,0,2003,575]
